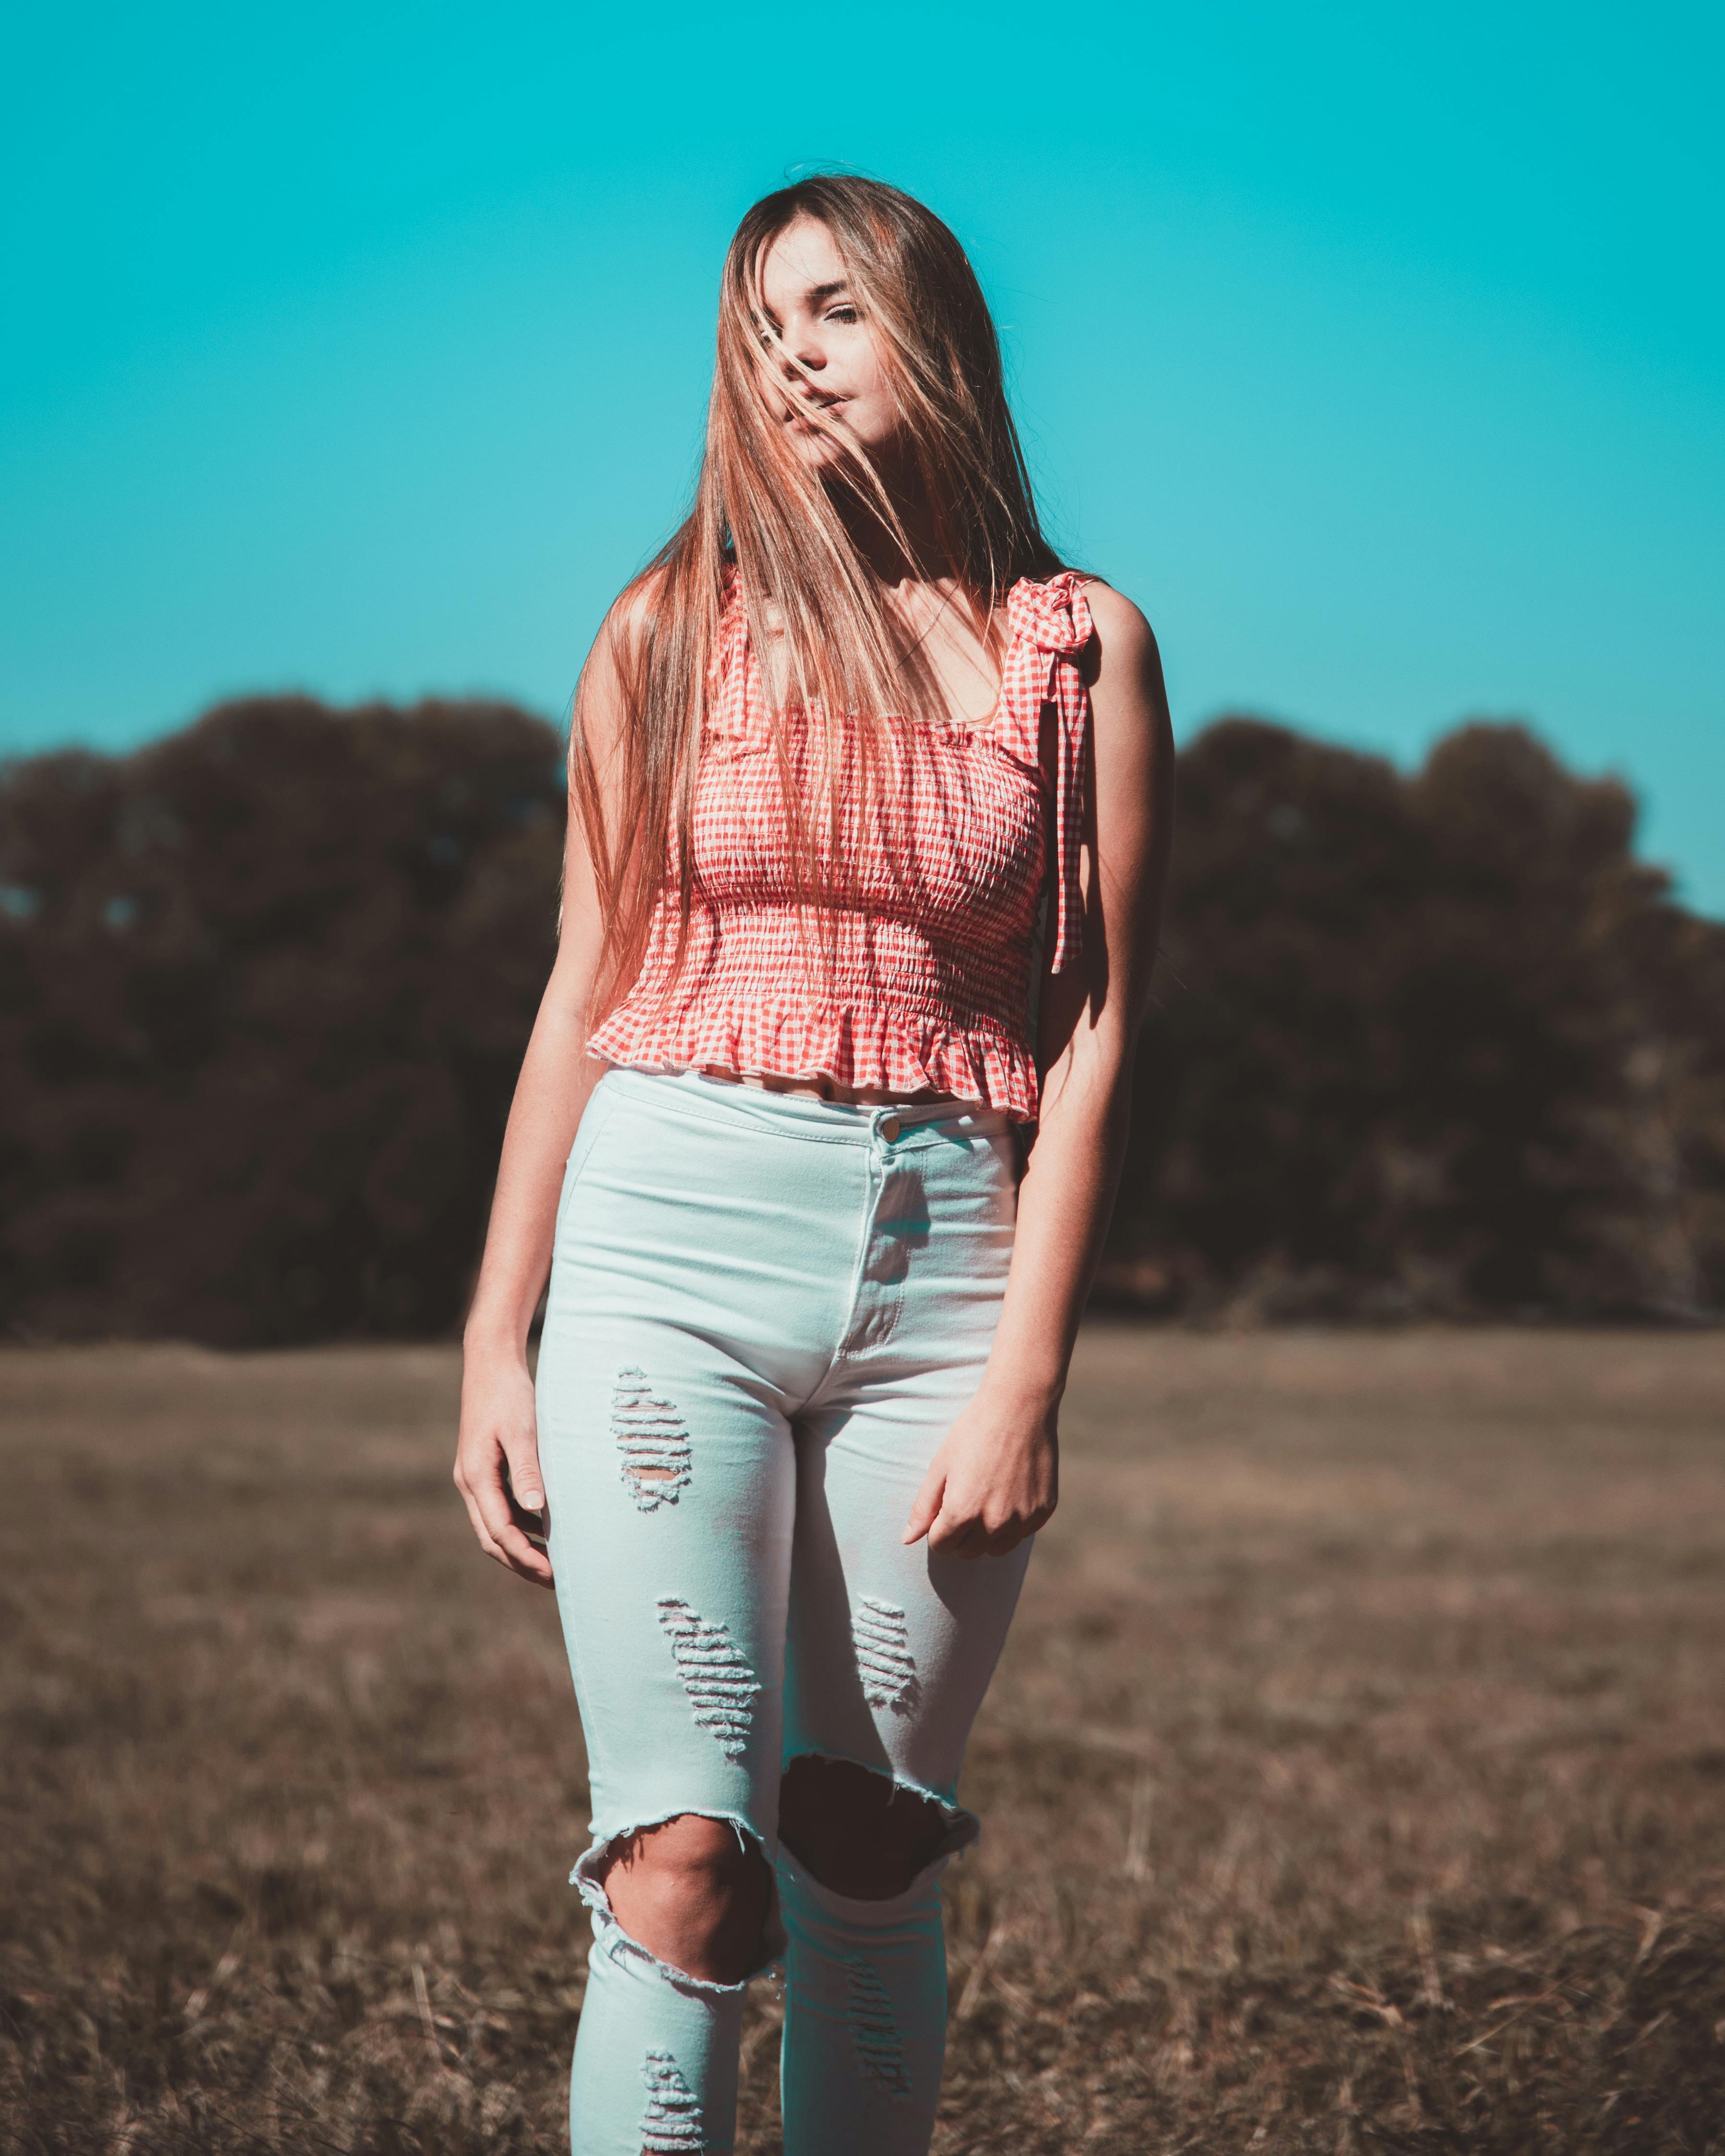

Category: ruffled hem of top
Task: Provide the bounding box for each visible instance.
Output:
[587,1000,1040,1122]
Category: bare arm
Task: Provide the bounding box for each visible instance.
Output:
[905,582,1176,1556]
[452,605,634,1587]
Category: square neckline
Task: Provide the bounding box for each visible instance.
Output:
[724,571,1047,743]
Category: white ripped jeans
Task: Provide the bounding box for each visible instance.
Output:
[535,1066,1030,2154]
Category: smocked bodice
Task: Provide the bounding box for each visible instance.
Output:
[586,570,1095,1121]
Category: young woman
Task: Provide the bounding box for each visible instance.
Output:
[453,175,1174,2155]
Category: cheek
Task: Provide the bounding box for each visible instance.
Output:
[846,358,899,442]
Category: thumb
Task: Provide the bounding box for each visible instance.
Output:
[503,1431,546,1511]
[903,1462,945,1545]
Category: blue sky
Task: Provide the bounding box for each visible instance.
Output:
[4,2,1721,910]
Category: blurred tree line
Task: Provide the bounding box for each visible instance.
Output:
[2,697,1722,1344]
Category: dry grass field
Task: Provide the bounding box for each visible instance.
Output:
[4,1329,1725,2154]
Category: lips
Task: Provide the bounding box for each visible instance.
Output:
[786,393,846,431]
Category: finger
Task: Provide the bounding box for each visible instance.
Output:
[458,1483,522,1572]
[488,1518,555,1585]
[502,1432,546,1514]
[455,1459,547,1581]
[978,1496,1054,1557]
[455,1474,496,1550]
[929,1510,988,1558]
[470,1453,555,1586]
[924,1504,959,1551]
[491,1530,555,1586]
[465,1507,512,1571]
[991,1508,1048,1553]
[484,1532,553,1588]
[903,1464,946,1545]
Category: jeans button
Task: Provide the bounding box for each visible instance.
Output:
[881,1113,901,1142]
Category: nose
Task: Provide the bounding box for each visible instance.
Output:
[779,327,824,383]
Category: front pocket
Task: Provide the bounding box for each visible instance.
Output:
[552,1083,623,1246]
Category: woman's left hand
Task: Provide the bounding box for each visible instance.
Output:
[902,1384,1059,1559]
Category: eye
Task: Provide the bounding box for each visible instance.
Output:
[825,304,860,325]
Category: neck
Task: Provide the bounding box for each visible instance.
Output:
[827,449,951,589]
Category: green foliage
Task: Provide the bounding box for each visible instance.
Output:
[2,697,1720,1341]
[1113,719,1725,1318]
[0,697,565,1343]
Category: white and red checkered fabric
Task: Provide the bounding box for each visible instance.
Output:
[587,569,1095,1121]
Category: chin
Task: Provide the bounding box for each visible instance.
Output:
[789,430,845,471]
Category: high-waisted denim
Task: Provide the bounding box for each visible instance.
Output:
[535,1066,1029,2155]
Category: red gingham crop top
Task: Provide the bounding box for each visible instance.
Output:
[587,568,1096,1122]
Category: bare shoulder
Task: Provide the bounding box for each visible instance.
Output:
[598,562,671,668]
[1074,580,1170,766]
[574,568,671,776]
[1077,577,1161,685]
[1075,579,1175,874]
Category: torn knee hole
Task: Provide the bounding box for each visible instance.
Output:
[599,1812,761,1888]
[779,1755,952,1900]
[592,1815,774,1990]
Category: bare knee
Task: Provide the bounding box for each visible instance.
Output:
[779,1755,950,1900]
[599,1814,771,1986]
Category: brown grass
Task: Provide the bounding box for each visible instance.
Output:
[3,1328,1725,2153]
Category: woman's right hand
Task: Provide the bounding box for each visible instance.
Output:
[453,1348,555,1589]
[449,580,640,1592]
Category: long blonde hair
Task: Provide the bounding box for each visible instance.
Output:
[569,174,1062,1020]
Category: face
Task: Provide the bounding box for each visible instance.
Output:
[754,217,899,469]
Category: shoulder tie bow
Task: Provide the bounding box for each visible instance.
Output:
[1003,571,1095,973]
